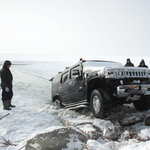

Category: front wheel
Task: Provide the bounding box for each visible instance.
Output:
[90,88,111,119]
[133,95,150,111]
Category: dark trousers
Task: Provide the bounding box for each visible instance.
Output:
[1,82,13,102]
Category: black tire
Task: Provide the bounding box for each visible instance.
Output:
[90,88,111,119]
[54,95,64,108]
[134,95,150,111]
[58,96,64,108]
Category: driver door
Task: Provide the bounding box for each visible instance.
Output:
[69,65,85,102]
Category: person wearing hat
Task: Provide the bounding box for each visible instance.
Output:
[124,58,134,67]
[0,60,15,110]
[138,59,148,68]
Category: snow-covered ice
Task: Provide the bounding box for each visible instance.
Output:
[0,67,64,149]
[0,59,150,150]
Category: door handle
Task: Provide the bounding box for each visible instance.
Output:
[69,82,72,85]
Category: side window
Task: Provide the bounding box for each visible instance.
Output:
[61,71,69,83]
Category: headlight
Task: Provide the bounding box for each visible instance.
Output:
[122,71,125,75]
[118,72,122,76]
[118,71,125,76]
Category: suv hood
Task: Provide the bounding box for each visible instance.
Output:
[83,61,150,79]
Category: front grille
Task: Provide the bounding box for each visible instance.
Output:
[105,68,149,79]
[125,71,146,77]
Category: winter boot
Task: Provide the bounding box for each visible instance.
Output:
[8,100,16,107]
[3,101,11,110]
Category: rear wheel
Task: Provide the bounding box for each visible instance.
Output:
[90,88,111,118]
[53,95,64,108]
[133,95,150,111]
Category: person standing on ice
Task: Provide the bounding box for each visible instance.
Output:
[124,58,134,67]
[0,60,15,110]
[138,59,148,68]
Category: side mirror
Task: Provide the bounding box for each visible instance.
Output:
[72,70,79,76]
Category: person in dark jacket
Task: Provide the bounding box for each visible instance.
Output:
[138,59,148,68]
[124,58,134,67]
[0,60,15,110]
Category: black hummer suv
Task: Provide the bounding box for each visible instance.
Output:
[50,60,150,118]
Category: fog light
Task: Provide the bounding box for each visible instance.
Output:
[120,80,123,85]
[125,89,131,92]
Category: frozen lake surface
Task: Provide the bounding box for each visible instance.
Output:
[0,60,150,149]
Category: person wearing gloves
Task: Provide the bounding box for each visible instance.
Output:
[0,60,15,110]
[138,59,148,68]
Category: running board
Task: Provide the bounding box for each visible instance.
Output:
[65,105,89,110]
[62,100,88,107]
[63,101,89,109]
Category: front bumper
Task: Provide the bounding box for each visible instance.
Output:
[117,84,150,97]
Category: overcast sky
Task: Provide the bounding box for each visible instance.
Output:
[0,0,150,60]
